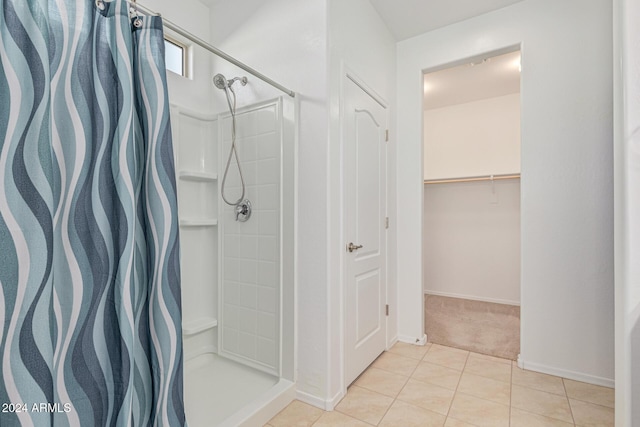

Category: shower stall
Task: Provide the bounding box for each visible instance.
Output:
[154,5,298,422]
[170,87,296,425]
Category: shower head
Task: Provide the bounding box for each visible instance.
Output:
[213,73,248,90]
[213,73,228,89]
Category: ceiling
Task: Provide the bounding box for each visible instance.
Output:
[199,0,527,43]
[197,0,525,105]
[423,50,521,110]
[368,0,526,41]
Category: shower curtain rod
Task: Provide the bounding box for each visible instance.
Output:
[424,173,521,185]
[128,1,296,98]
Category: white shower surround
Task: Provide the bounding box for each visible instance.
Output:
[141,0,298,424]
[218,99,283,374]
[172,105,220,361]
[171,97,297,426]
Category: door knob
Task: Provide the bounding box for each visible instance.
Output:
[347,242,363,253]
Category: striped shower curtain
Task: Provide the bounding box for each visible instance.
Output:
[0,0,185,425]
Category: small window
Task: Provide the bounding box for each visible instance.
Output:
[164,38,186,77]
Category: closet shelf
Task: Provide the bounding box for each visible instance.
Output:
[424,173,520,185]
[179,218,218,227]
[183,317,218,336]
[179,171,218,182]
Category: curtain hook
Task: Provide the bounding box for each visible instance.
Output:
[95,0,105,11]
[131,0,143,28]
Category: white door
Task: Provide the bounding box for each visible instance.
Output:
[344,75,388,386]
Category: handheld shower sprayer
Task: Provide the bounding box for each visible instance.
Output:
[213,74,227,89]
[214,73,252,221]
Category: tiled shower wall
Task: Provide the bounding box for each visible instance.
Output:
[219,100,281,375]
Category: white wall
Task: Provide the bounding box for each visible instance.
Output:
[398,0,614,386]
[424,93,521,180]
[138,0,213,112]
[207,0,396,408]
[423,93,521,306]
[424,180,520,305]
[327,0,397,408]
[614,0,640,423]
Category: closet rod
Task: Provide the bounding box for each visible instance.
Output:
[424,173,521,185]
[129,1,296,98]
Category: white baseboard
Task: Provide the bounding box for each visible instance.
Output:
[295,389,326,409]
[519,358,615,388]
[387,336,399,350]
[398,334,428,346]
[296,389,344,411]
[326,390,344,411]
[424,290,520,306]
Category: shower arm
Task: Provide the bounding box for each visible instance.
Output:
[129,1,295,98]
[228,76,248,86]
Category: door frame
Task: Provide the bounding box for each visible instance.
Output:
[420,44,523,361]
[339,66,390,393]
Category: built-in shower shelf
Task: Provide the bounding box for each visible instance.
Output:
[183,317,218,336]
[179,171,218,182]
[180,218,218,227]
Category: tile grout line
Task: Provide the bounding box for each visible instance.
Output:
[419,343,458,426]
[448,354,516,427]
[392,344,434,424]
[443,348,470,424]
[508,359,513,427]
[370,345,430,426]
[378,365,412,426]
[375,395,394,426]
[562,377,577,426]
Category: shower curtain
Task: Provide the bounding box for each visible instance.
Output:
[0,0,185,426]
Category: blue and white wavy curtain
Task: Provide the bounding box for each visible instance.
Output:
[0,0,185,425]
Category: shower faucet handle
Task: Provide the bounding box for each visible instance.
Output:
[235,200,252,222]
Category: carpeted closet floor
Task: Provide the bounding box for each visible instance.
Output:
[424,294,520,360]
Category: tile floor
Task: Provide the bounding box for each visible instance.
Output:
[266,342,614,427]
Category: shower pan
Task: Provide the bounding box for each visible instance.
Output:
[170,87,296,426]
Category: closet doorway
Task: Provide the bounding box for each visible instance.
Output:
[422,49,521,360]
